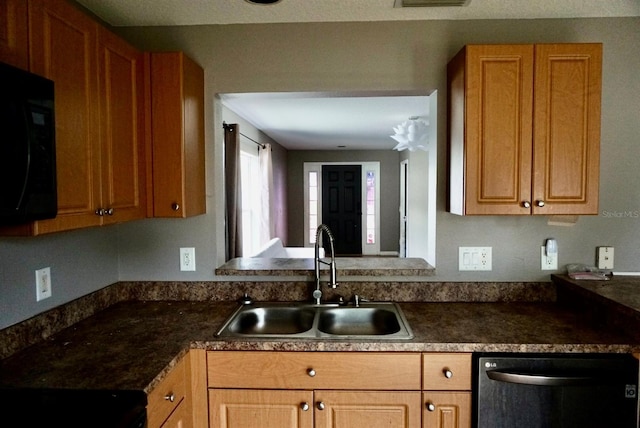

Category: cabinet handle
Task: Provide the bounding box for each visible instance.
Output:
[536,200,545,207]
[443,368,453,378]
[105,208,114,216]
[95,208,104,216]
[164,392,175,403]
[426,402,436,412]
[171,203,180,211]
[307,368,316,377]
[300,402,310,411]
[522,201,531,208]
[316,402,325,411]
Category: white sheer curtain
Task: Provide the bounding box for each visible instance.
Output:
[259,144,274,245]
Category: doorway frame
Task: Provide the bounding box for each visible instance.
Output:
[303,161,380,256]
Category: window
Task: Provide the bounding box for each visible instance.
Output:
[240,148,261,256]
[366,170,376,244]
[308,171,319,244]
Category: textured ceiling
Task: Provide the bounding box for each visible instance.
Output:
[76,0,640,27]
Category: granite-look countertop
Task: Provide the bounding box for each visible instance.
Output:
[1,299,637,394]
[215,256,435,277]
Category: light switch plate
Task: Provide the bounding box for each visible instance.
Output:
[596,246,614,269]
[458,247,492,271]
[180,247,196,271]
[35,267,52,301]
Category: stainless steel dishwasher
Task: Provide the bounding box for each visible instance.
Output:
[474,353,639,428]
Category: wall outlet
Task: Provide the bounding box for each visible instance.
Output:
[180,247,196,271]
[541,246,558,270]
[596,246,614,270]
[458,247,492,271]
[35,267,52,301]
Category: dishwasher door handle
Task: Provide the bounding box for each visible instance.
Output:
[486,370,609,387]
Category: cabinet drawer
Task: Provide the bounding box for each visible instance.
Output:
[147,358,188,428]
[422,353,471,391]
[207,351,421,390]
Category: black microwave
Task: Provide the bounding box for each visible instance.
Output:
[0,61,57,224]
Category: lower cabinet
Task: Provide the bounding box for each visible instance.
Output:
[147,350,210,428]
[209,389,421,428]
[205,351,471,428]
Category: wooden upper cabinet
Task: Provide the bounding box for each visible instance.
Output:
[150,52,205,218]
[0,0,29,69]
[26,0,102,234]
[532,44,602,215]
[0,0,147,235]
[97,27,147,225]
[448,43,602,216]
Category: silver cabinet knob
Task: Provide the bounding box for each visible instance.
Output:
[443,369,453,378]
[426,402,436,412]
[522,201,531,208]
[307,368,316,377]
[300,402,310,411]
[105,208,114,216]
[316,402,325,411]
[95,208,104,216]
[536,200,545,207]
[171,203,180,211]
[164,392,175,403]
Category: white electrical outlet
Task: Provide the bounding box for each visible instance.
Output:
[180,247,196,271]
[541,246,558,270]
[35,267,52,301]
[597,246,614,270]
[458,247,492,271]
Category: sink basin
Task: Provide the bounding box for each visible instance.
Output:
[216,301,413,340]
[225,306,316,335]
[316,307,401,336]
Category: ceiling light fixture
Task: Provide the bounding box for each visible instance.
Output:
[391,117,429,152]
[245,0,282,4]
[394,0,471,7]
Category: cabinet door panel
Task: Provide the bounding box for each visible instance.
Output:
[463,45,534,215]
[423,392,471,428]
[98,27,146,224]
[0,0,28,69]
[532,43,602,215]
[315,391,421,428]
[28,0,101,233]
[209,389,313,428]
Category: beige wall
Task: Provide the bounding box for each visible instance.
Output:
[112,17,640,281]
[3,16,640,329]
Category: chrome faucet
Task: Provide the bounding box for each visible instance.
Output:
[313,224,338,305]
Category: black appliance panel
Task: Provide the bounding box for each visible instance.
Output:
[0,61,57,223]
[474,353,639,428]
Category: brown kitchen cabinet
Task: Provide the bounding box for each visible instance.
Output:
[0,0,29,69]
[422,353,472,428]
[148,349,210,428]
[149,52,205,218]
[97,26,147,225]
[448,43,602,216]
[0,0,147,235]
[207,351,422,428]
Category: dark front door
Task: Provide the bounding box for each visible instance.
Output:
[322,165,362,255]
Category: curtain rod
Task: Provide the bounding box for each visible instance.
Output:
[223,121,266,149]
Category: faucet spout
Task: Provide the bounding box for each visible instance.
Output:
[313,224,338,304]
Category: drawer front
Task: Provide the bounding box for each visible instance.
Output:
[207,351,421,390]
[147,358,188,428]
[422,353,471,391]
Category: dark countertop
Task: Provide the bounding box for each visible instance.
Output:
[1,298,637,393]
[215,256,435,277]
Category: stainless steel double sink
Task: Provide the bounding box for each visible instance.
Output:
[216,301,414,340]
